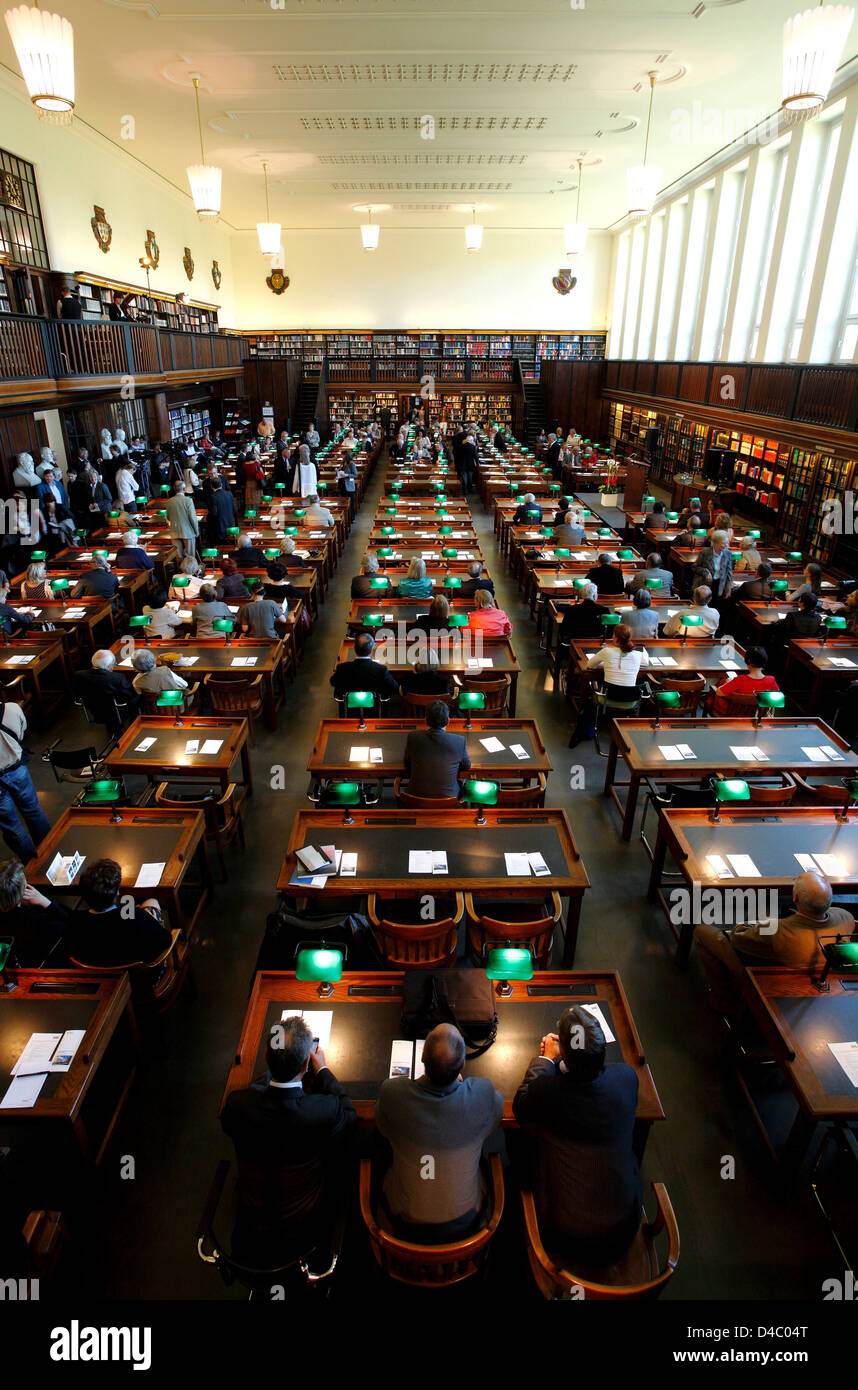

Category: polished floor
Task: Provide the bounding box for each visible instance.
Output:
[27,451,845,1302]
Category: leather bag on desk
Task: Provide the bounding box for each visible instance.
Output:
[400,970,497,1058]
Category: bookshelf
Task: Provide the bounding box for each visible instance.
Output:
[328,393,357,428]
[169,405,211,443]
[238,329,607,369]
[0,262,10,315]
[223,402,252,442]
[73,275,219,332]
[805,453,855,563]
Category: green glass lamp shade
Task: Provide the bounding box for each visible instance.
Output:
[654,690,681,708]
[378,547,394,558]
[693,529,707,538]
[788,552,802,563]
[245,509,257,519]
[510,482,519,492]
[542,466,553,475]
[317,482,327,493]
[573,577,589,590]
[93,548,109,558]
[284,527,298,536]
[645,577,664,589]
[458,691,486,711]
[156,690,184,708]
[264,549,279,560]
[771,580,790,593]
[385,507,398,515]
[160,486,170,496]
[50,577,70,592]
[172,576,191,588]
[226,527,240,537]
[756,690,785,710]
[714,778,751,803]
[346,691,374,710]
[445,576,462,589]
[435,495,447,504]
[390,483,401,491]
[136,496,147,506]
[294,509,306,518]
[108,511,120,519]
[599,528,612,538]
[730,552,741,563]
[439,526,452,536]
[690,497,701,508]
[485,947,534,982]
[212,618,234,634]
[296,947,344,985]
[842,777,858,801]
[381,527,395,536]
[157,509,167,518]
[30,549,47,561]
[541,528,554,538]
[667,512,679,522]
[447,613,468,629]
[825,616,847,631]
[681,614,703,628]
[129,613,150,627]
[262,495,273,504]
[550,484,561,493]
[643,495,655,507]
[580,509,592,518]
[82,778,121,804]
[617,549,634,560]
[821,937,858,975]
[442,548,458,558]
[202,548,218,560]
[369,577,389,589]
[463,778,499,806]
[601,613,621,627]
[748,530,761,539]
[361,614,384,628]
[274,483,286,493]
[555,548,570,558]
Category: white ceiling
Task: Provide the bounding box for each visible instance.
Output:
[3,0,857,231]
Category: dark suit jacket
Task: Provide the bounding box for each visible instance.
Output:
[493,433,507,452]
[72,568,120,600]
[398,669,454,698]
[60,296,82,320]
[403,728,470,799]
[513,1059,642,1263]
[73,668,138,726]
[586,564,625,596]
[457,577,494,599]
[330,657,399,701]
[4,900,69,968]
[351,574,379,599]
[115,545,154,572]
[233,546,267,570]
[736,577,772,602]
[209,490,236,540]
[558,599,613,643]
[221,1068,356,1262]
[459,441,479,473]
[546,441,562,475]
[513,504,542,524]
[37,481,69,510]
[66,904,170,967]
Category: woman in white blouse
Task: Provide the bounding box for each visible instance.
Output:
[585,623,648,701]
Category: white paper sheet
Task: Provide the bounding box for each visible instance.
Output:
[528,851,550,876]
[659,656,678,667]
[339,852,357,877]
[706,854,734,879]
[349,746,369,762]
[184,740,200,754]
[829,657,857,668]
[510,744,530,760]
[505,852,531,876]
[134,737,156,752]
[300,1010,333,1050]
[0,1073,48,1109]
[676,744,696,759]
[480,737,505,752]
[659,745,683,761]
[820,744,845,761]
[828,1041,858,1088]
[812,853,845,877]
[726,854,761,877]
[135,862,165,889]
[389,1040,414,1078]
[50,1029,86,1072]
[794,853,817,872]
[200,740,223,755]
[12,1032,62,1076]
[581,1003,616,1045]
[802,746,828,762]
[720,660,739,670]
[730,746,769,761]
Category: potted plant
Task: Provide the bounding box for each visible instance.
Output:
[598,463,620,508]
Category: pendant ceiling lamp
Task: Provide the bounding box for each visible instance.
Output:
[626,73,661,223]
[564,160,589,255]
[4,0,75,124]
[186,73,221,220]
[256,160,281,255]
[361,207,380,250]
[464,206,483,251]
[782,2,854,121]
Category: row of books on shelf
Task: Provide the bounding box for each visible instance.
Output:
[242,331,606,360]
[169,406,211,442]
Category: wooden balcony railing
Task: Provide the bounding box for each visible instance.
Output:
[0,313,244,387]
[297,354,517,385]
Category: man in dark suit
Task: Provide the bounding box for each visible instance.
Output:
[586,553,626,596]
[457,562,495,600]
[66,857,170,968]
[493,429,507,453]
[545,434,562,478]
[402,702,470,799]
[71,555,120,601]
[644,501,668,532]
[399,654,454,699]
[207,479,236,541]
[232,535,267,569]
[221,1017,356,1265]
[512,494,542,524]
[73,650,139,731]
[733,562,772,602]
[557,584,614,643]
[114,530,154,571]
[458,432,479,495]
[330,632,399,702]
[513,1005,642,1266]
[58,286,82,320]
[36,467,69,511]
[768,592,825,646]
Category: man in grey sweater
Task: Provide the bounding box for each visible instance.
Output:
[165,480,199,561]
[375,1023,503,1243]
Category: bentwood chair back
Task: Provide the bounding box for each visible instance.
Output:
[203,673,264,745]
[464,890,561,969]
[359,1153,504,1286]
[521,1180,680,1300]
[393,777,461,809]
[458,674,510,714]
[367,893,463,969]
[494,773,547,807]
[400,690,456,718]
[69,928,183,1011]
[650,676,706,715]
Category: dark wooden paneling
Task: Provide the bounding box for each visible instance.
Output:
[794,367,857,429]
[679,363,709,402]
[745,366,794,417]
[604,361,619,390]
[618,361,636,392]
[0,411,41,496]
[708,363,747,406]
[636,362,656,395]
[656,362,680,398]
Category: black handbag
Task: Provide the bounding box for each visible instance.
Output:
[400,970,497,1058]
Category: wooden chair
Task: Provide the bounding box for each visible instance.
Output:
[203,673,264,746]
[69,928,185,1011]
[464,890,562,970]
[457,673,510,714]
[22,1210,67,1281]
[400,689,456,718]
[367,893,464,969]
[140,681,201,716]
[393,777,461,809]
[717,690,767,717]
[791,772,851,805]
[495,774,547,807]
[521,1181,680,1300]
[746,771,797,805]
[0,672,32,718]
[649,676,706,715]
[359,1152,504,1286]
[154,781,246,879]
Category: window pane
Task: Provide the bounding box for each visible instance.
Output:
[621,226,646,357]
[674,188,711,359]
[638,213,665,357]
[654,201,686,358]
[609,233,630,356]
[699,173,743,359]
[728,151,785,359]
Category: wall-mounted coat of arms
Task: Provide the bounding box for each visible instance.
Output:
[266,267,289,295]
[144,230,160,269]
[91,205,112,254]
[183,247,195,281]
[211,260,222,290]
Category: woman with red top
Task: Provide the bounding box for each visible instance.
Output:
[707,645,780,716]
[466,588,512,636]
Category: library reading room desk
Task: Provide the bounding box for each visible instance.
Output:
[647,806,858,966]
[604,717,858,839]
[333,637,521,715]
[743,969,858,1167]
[0,971,138,1168]
[105,715,253,793]
[221,972,663,1158]
[307,718,551,783]
[279,809,589,966]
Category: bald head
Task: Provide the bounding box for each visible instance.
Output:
[793,871,833,918]
[422,1023,466,1088]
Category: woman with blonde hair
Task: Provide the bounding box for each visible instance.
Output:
[466,587,512,636]
[21,561,54,601]
[397,557,433,598]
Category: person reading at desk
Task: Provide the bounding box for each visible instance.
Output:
[193,583,236,639]
[513,1006,642,1268]
[0,857,68,968]
[466,589,512,636]
[627,552,674,596]
[73,649,139,733]
[141,590,184,639]
[375,1023,503,1245]
[131,649,188,695]
[556,582,613,643]
[66,858,170,969]
[0,572,34,636]
[115,529,154,573]
[237,581,288,640]
[553,510,586,548]
[662,585,720,638]
[695,872,855,1021]
[706,645,779,716]
[399,651,454,699]
[585,553,625,597]
[330,631,399,703]
[402,700,470,800]
[215,558,251,603]
[569,623,648,748]
[221,1017,356,1267]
